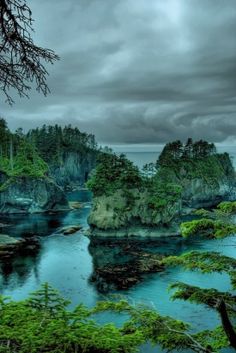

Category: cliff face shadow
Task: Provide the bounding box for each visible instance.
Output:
[0,250,41,291]
[88,237,186,293]
[0,212,67,238]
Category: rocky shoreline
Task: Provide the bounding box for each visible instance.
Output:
[87,223,181,240]
[0,234,40,260]
[0,172,70,214]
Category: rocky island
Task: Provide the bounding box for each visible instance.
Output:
[87,139,236,239]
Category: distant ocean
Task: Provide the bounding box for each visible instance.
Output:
[123,145,236,169]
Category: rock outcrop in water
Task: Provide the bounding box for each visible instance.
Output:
[0,172,69,213]
[88,189,181,238]
[87,140,236,238]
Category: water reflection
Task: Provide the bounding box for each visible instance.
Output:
[0,212,67,238]
[87,235,215,293]
[0,253,41,291]
[0,190,93,298]
[88,237,187,292]
[0,190,236,352]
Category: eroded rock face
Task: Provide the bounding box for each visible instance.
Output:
[88,189,181,233]
[49,151,96,189]
[177,154,236,209]
[181,178,235,209]
[0,173,69,214]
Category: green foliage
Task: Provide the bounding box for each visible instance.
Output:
[158,139,216,166]
[180,218,236,239]
[0,283,223,353]
[163,250,236,290]
[181,199,236,239]
[163,250,236,274]
[157,139,234,188]
[0,285,144,353]
[194,327,228,351]
[217,201,236,214]
[27,283,70,314]
[147,178,182,211]
[87,153,142,197]
[169,282,236,310]
[27,124,97,165]
[0,119,98,181]
[0,140,48,178]
[163,250,236,350]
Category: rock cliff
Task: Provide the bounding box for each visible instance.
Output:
[87,141,236,238]
[88,189,181,238]
[166,153,236,209]
[0,172,69,213]
[48,150,96,189]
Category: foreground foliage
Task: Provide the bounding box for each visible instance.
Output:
[0,281,230,353]
[163,250,236,350]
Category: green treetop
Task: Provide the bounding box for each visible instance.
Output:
[87,152,142,196]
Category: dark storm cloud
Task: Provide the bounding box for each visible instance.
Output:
[1,0,236,144]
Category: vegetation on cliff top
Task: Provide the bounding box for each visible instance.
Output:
[87,139,234,217]
[27,124,98,166]
[0,118,98,182]
[158,138,234,186]
[0,140,48,178]
[87,153,142,197]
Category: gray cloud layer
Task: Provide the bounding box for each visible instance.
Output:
[1,0,236,144]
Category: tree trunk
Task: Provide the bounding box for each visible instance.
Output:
[216,299,236,349]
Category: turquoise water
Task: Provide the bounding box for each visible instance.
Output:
[0,148,236,352]
[0,190,235,353]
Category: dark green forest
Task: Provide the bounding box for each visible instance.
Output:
[0,118,98,178]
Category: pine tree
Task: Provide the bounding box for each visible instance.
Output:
[27,282,70,315]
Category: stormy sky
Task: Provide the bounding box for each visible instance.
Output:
[1,0,236,145]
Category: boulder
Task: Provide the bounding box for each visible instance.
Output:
[60,225,82,235]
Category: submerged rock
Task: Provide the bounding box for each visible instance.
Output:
[0,172,69,214]
[69,201,83,209]
[0,234,40,260]
[60,225,82,235]
[88,240,167,292]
